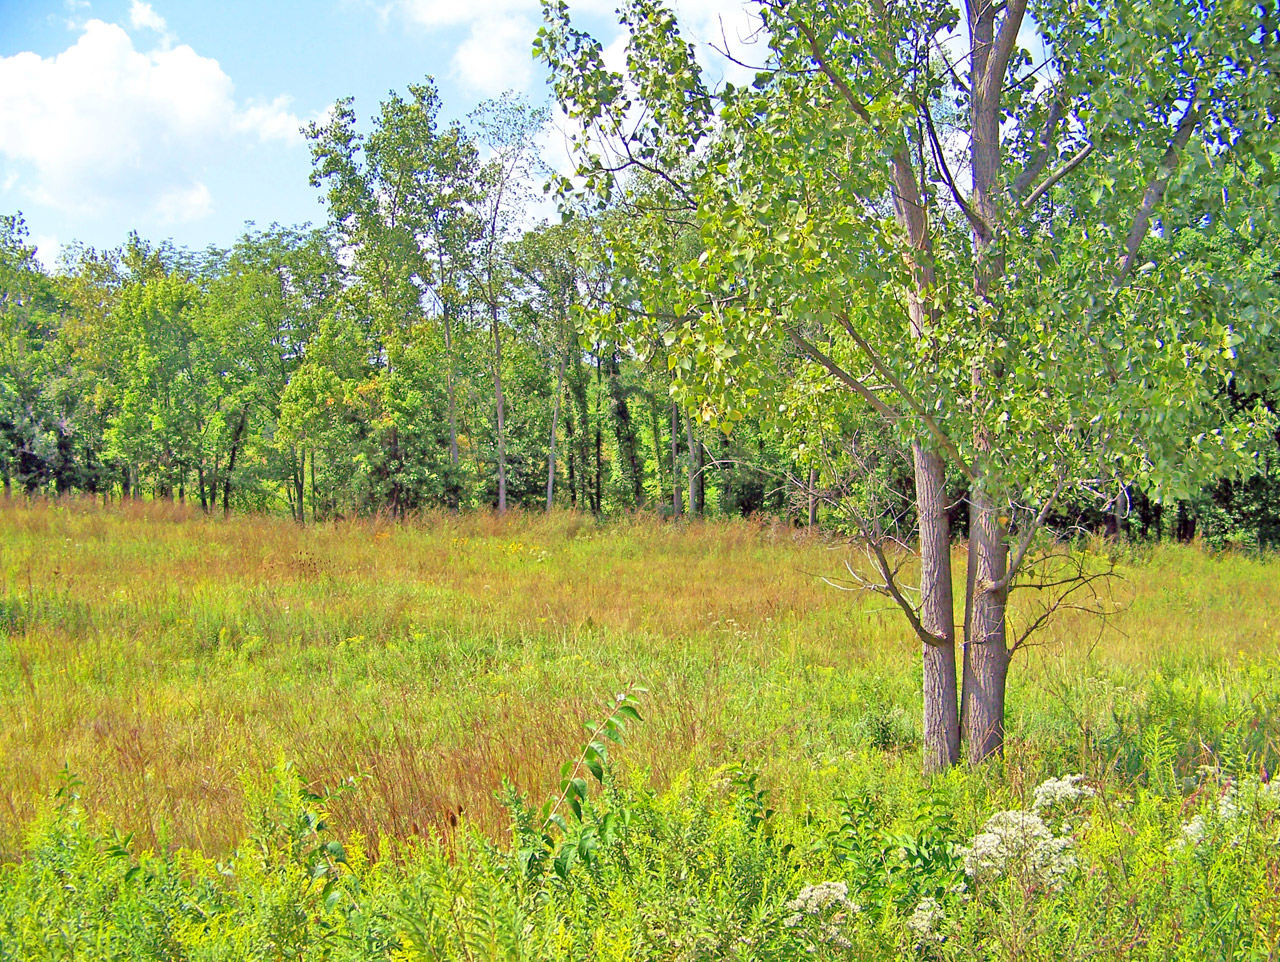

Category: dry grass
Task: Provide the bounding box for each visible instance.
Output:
[0,496,1276,857]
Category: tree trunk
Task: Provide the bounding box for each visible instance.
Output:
[197,465,208,513]
[962,486,1011,763]
[223,409,246,516]
[670,401,682,518]
[807,467,818,529]
[687,416,704,516]
[956,0,1025,764]
[444,305,460,509]
[607,351,644,506]
[565,396,578,508]
[547,351,566,510]
[491,304,507,513]
[915,446,961,771]
[650,387,666,507]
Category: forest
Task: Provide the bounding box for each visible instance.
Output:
[0,89,795,525]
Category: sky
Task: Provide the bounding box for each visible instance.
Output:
[0,0,759,269]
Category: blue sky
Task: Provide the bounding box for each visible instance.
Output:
[0,0,756,268]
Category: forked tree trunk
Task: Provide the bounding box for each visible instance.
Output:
[957,0,1024,764]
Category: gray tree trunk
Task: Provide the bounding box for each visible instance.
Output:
[686,417,704,515]
[807,467,818,529]
[962,486,1011,762]
[670,401,682,518]
[915,445,960,771]
[491,303,507,513]
[957,0,1026,763]
[547,351,566,510]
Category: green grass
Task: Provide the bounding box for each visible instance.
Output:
[0,498,1278,959]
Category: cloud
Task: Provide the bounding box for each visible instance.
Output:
[128,0,171,42]
[0,17,310,223]
[397,0,610,29]
[154,181,213,223]
[32,234,62,271]
[452,17,538,95]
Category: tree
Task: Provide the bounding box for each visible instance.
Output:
[539,0,1280,767]
[306,79,482,507]
[469,94,551,512]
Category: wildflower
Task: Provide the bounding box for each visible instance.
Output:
[1178,814,1208,849]
[905,897,945,943]
[959,810,1077,890]
[784,881,858,950]
[1032,774,1095,816]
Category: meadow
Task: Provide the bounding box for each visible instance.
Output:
[1,498,1278,960]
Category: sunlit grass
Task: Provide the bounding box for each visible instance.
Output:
[0,496,1276,857]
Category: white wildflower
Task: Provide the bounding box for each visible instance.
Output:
[1178,813,1208,849]
[784,881,857,950]
[1032,774,1095,815]
[905,896,945,942]
[959,810,1077,890]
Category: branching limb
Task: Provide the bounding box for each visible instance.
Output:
[833,312,976,482]
[785,326,902,422]
[1010,95,1064,199]
[987,478,1067,593]
[923,103,993,238]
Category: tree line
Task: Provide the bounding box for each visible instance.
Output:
[0,89,800,522]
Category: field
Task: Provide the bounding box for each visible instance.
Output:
[1,498,1279,960]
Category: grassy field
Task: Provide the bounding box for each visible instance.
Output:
[1,498,1278,959]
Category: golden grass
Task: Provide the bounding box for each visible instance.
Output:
[0,496,1276,857]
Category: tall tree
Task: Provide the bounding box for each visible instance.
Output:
[539,0,1280,767]
[469,94,550,512]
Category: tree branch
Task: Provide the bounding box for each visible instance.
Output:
[790,17,872,123]
[785,326,901,421]
[1011,95,1064,199]
[834,311,976,482]
[984,0,1030,101]
[923,103,993,239]
[1020,142,1094,210]
[1114,103,1199,288]
[866,537,949,647]
[987,478,1066,593]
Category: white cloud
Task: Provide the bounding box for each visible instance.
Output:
[129,0,171,41]
[154,181,213,223]
[452,17,538,95]
[0,18,309,222]
[398,0,609,29]
[32,234,62,271]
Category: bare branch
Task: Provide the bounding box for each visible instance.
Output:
[867,537,949,646]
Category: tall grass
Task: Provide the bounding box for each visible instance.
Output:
[0,496,1276,861]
